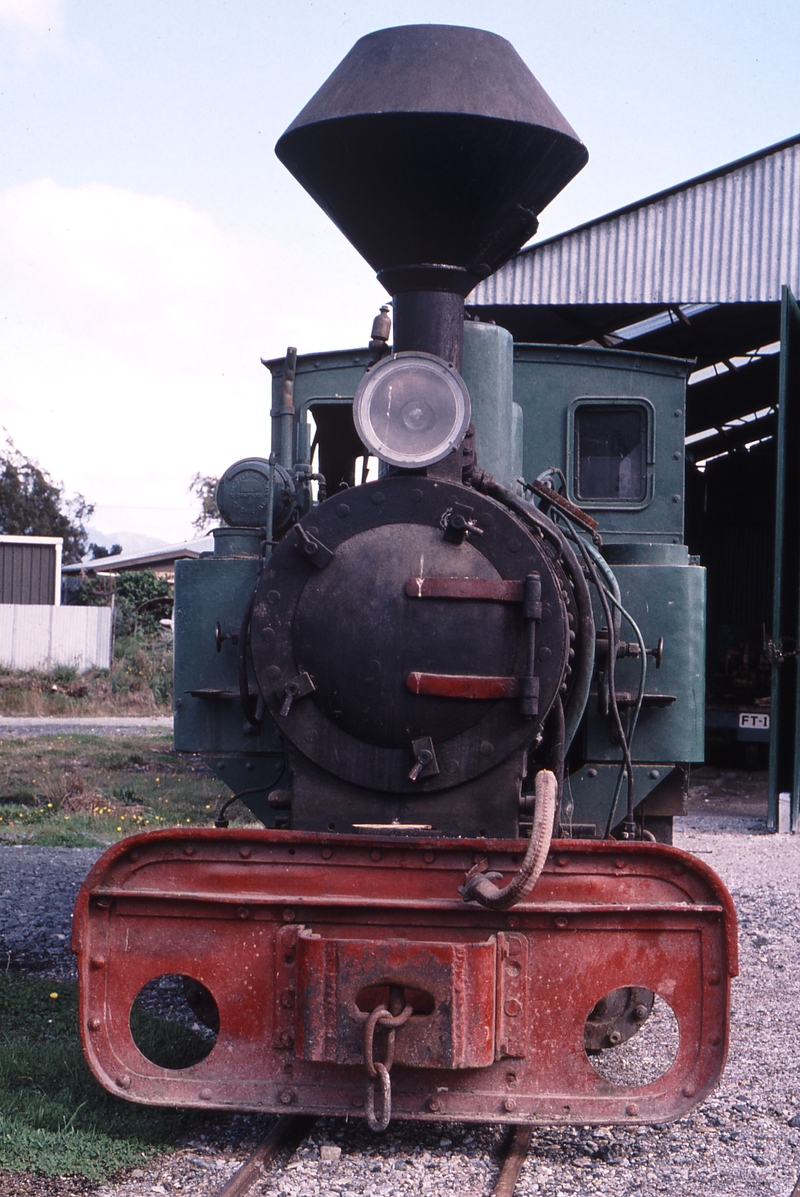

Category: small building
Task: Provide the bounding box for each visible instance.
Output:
[0,535,112,673]
[61,537,213,583]
[0,535,62,605]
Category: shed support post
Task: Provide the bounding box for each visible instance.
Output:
[768,286,800,832]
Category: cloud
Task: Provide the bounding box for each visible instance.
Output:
[0,178,272,375]
[0,176,384,540]
[0,179,274,535]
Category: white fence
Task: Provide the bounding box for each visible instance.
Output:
[0,605,113,673]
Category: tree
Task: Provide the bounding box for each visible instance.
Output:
[190,473,220,533]
[89,542,123,559]
[0,434,93,563]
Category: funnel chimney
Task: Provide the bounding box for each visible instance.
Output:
[276,24,587,364]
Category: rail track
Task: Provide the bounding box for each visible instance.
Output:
[212,1116,536,1197]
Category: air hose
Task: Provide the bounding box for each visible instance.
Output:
[458,769,557,909]
[469,471,595,751]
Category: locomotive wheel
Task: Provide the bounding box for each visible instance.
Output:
[583,985,655,1053]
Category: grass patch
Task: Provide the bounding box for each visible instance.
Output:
[0,635,172,718]
[0,975,205,1179]
[0,734,227,846]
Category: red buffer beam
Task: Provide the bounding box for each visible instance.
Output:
[73,830,737,1126]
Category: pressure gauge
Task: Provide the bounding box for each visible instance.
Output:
[353,351,471,469]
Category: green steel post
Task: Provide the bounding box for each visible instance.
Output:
[768,286,800,832]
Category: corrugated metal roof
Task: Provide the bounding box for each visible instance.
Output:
[470,133,800,308]
[61,537,213,575]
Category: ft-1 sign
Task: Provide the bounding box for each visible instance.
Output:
[739,713,770,730]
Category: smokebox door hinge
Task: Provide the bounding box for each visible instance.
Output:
[409,736,439,782]
[277,671,316,717]
[294,524,334,568]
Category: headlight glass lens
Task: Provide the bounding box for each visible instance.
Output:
[353,352,471,468]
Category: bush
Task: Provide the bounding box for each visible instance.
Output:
[52,663,77,685]
[112,633,173,708]
[114,570,173,639]
[64,572,114,608]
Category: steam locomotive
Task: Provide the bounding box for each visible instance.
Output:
[74,25,737,1131]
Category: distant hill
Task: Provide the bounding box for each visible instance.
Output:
[84,528,169,559]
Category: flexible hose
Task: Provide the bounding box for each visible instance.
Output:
[569,533,636,835]
[458,770,557,909]
[470,472,595,751]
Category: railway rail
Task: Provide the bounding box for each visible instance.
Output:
[211,1116,537,1197]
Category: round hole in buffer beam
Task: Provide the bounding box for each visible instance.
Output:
[130,974,219,1070]
[585,987,679,1087]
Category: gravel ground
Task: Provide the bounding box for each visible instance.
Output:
[0,845,100,978]
[1,785,799,1196]
[0,716,172,739]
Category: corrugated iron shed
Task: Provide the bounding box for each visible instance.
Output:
[470,133,800,794]
[469,133,800,365]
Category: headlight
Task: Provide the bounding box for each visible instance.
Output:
[353,352,471,469]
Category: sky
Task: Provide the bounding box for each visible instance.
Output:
[0,0,798,547]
